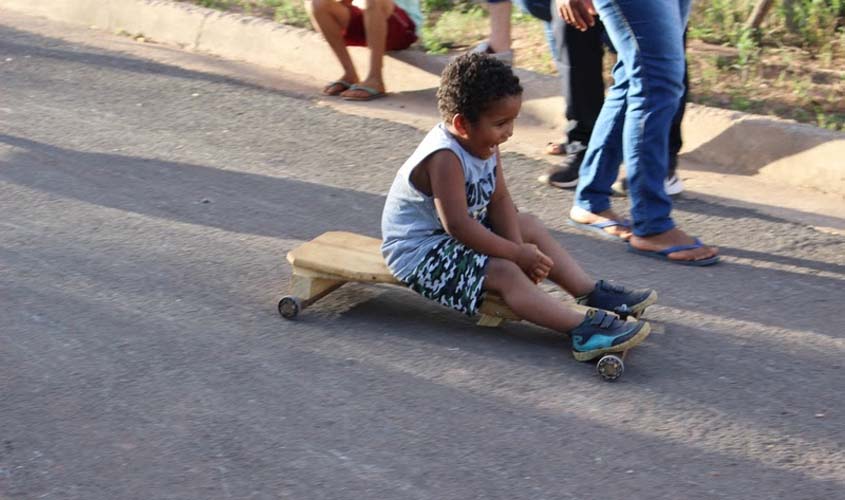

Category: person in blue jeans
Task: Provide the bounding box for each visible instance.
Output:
[541,8,688,197]
[558,0,719,265]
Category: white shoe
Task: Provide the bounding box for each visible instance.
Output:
[664,173,684,196]
[611,173,685,197]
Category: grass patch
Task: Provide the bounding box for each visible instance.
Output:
[421,4,487,53]
[193,0,310,27]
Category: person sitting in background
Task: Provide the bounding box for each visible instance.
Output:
[306,0,422,101]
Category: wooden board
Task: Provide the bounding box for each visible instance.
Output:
[286,231,520,325]
[286,231,399,284]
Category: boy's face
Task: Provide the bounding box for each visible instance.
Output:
[460,95,522,160]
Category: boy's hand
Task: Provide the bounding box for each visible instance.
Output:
[557,0,597,31]
[516,243,553,284]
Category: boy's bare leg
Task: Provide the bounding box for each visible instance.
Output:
[518,213,595,297]
[484,258,585,332]
[306,0,359,86]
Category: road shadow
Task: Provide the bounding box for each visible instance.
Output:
[0,26,303,98]
[669,195,845,275]
[681,118,844,176]
[0,134,384,242]
[2,133,843,336]
[4,132,844,471]
[6,277,843,499]
[288,286,845,491]
[680,190,845,233]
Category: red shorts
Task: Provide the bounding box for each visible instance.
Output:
[343,4,418,51]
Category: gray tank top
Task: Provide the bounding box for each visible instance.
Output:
[381,123,498,280]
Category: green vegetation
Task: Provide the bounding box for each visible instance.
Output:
[178,0,844,131]
[421,3,486,53]
[194,0,309,27]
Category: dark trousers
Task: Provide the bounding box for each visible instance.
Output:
[550,6,688,171]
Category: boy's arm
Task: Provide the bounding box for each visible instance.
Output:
[486,153,522,244]
[427,150,521,261]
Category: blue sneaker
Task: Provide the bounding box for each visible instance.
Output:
[569,309,651,361]
[576,280,657,319]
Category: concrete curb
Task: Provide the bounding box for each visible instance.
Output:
[2,0,843,196]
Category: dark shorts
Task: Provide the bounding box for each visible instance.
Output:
[343,4,418,51]
[402,237,489,316]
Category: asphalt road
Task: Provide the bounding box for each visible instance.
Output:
[1,19,844,500]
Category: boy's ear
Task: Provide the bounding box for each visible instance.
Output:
[451,113,471,137]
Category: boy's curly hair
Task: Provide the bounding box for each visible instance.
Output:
[437,52,523,124]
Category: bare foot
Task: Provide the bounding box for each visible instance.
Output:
[629,227,719,263]
[569,206,633,240]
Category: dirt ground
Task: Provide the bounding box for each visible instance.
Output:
[505,21,845,132]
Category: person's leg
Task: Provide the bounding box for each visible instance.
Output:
[569,54,629,234]
[550,9,604,148]
[541,8,607,191]
[306,0,358,87]
[516,0,556,58]
[358,0,396,94]
[611,29,688,197]
[598,0,680,237]
[517,212,655,312]
[483,256,651,359]
[517,213,594,297]
[594,0,716,263]
[484,257,585,332]
[667,29,688,182]
[542,20,557,59]
[487,0,512,54]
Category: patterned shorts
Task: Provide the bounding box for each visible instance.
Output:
[402,237,489,316]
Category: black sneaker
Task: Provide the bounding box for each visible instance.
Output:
[576,280,658,319]
[538,141,586,189]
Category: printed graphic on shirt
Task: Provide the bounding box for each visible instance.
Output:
[466,169,495,220]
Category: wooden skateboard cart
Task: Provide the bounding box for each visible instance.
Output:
[279,231,629,381]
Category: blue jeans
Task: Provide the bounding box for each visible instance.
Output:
[574,0,691,237]
[511,0,558,59]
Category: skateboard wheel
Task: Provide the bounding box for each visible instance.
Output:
[596,354,625,381]
[278,296,301,319]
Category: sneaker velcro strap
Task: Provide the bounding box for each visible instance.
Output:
[599,313,617,329]
[588,309,617,329]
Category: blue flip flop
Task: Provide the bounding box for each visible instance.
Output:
[627,238,720,266]
[567,218,631,241]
